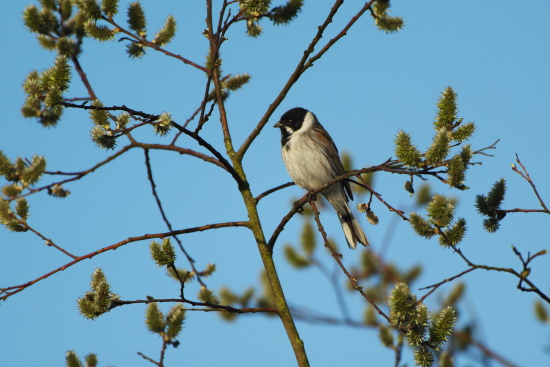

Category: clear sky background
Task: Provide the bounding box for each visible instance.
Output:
[1,1,550,366]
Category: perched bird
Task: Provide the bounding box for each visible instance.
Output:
[274,107,369,249]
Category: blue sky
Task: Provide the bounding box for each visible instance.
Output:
[1,1,550,366]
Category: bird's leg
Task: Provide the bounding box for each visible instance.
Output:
[307,190,317,202]
[293,191,317,214]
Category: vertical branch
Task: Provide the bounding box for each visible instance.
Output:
[211,65,235,155]
[194,1,379,365]
[207,0,236,157]
[202,3,310,365]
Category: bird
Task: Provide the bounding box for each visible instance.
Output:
[274,107,369,249]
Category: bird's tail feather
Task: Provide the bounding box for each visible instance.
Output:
[324,190,369,249]
[338,212,369,249]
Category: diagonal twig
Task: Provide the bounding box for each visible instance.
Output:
[417,268,476,304]
[511,154,549,212]
[236,0,373,160]
[143,149,207,287]
[308,199,392,324]
[0,221,249,301]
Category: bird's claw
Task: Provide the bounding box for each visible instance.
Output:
[293,202,304,214]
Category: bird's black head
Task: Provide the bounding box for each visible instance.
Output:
[273,107,309,146]
[276,107,308,131]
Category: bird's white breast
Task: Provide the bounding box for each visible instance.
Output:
[281,129,335,191]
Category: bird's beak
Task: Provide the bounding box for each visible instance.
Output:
[273,121,282,128]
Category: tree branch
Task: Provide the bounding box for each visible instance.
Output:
[70,55,98,100]
[447,244,550,304]
[30,141,227,200]
[143,149,208,287]
[302,1,375,71]
[418,267,476,303]
[59,101,247,188]
[511,154,549,213]
[24,144,134,198]
[137,352,161,367]
[111,297,277,315]
[236,0,371,160]
[308,199,392,324]
[24,222,78,259]
[0,221,249,301]
[102,15,208,73]
[255,182,295,203]
[267,160,408,250]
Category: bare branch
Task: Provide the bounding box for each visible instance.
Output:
[59,101,247,188]
[29,141,227,200]
[446,245,550,304]
[0,221,249,301]
[418,268,475,303]
[70,55,98,100]
[101,15,208,73]
[511,154,549,212]
[308,199,392,324]
[25,224,78,259]
[137,352,161,367]
[111,297,277,315]
[237,0,373,160]
[472,139,499,157]
[303,1,375,70]
[24,144,133,198]
[255,182,295,203]
[143,149,207,287]
[356,174,408,221]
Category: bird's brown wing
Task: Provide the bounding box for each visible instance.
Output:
[313,125,354,201]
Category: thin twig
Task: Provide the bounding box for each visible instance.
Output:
[356,174,408,221]
[60,101,245,188]
[26,142,226,200]
[22,144,133,198]
[159,340,168,367]
[102,15,208,73]
[308,199,392,323]
[303,1,376,71]
[417,268,476,303]
[472,139,499,157]
[207,1,236,157]
[143,149,207,287]
[0,221,249,301]
[111,297,277,315]
[512,246,549,297]
[171,122,247,190]
[289,304,366,327]
[25,224,78,259]
[447,245,550,304]
[137,352,161,367]
[255,182,295,203]
[394,337,404,367]
[308,256,353,322]
[237,0,358,160]
[70,55,98,100]
[500,208,549,214]
[512,154,549,212]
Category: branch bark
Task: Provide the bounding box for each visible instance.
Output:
[0,221,248,301]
